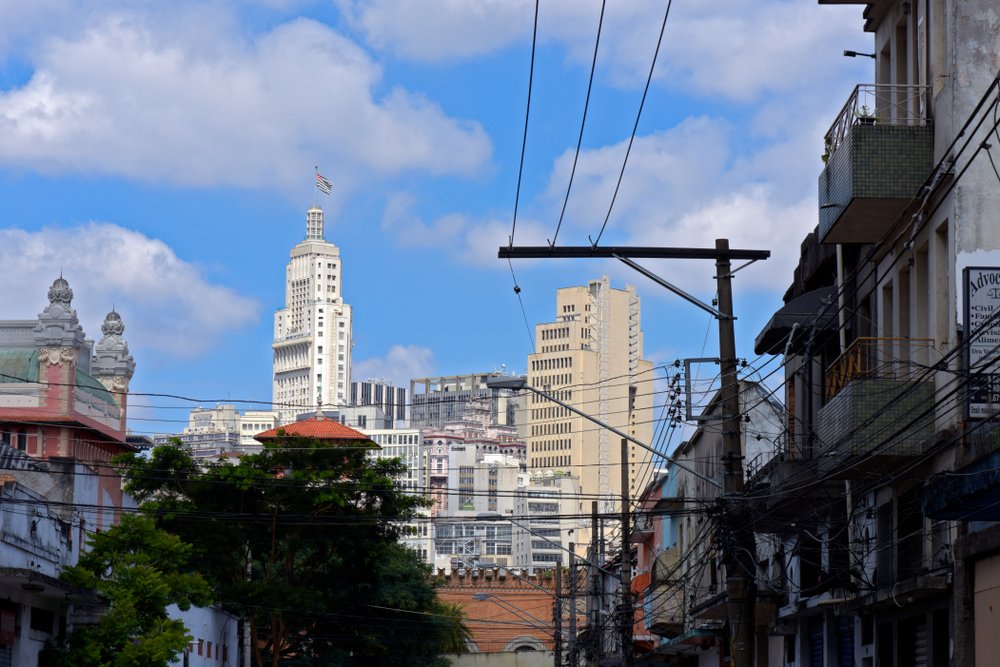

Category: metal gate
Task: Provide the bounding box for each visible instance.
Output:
[809,616,825,667]
[836,616,854,667]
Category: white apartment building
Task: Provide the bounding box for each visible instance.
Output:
[526,277,654,515]
[431,449,521,569]
[513,471,581,570]
[272,206,353,424]
[364,428,424,495]
[363,428,432,563]
[156,405,279,458]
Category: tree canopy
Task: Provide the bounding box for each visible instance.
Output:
[119,437,462,667]
[45,513,212,667]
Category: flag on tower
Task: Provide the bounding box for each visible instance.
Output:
[316,173,333,195]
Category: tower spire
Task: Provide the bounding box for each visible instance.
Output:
[306,206,324,240]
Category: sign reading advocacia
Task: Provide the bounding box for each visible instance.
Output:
[964,266,1000,418]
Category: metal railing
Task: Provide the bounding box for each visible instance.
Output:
[824,337,935,400]
[824,84,931,156]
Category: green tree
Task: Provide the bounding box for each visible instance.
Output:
[45,513,212,667]
[434,602,473,655]
[121,438,462,667]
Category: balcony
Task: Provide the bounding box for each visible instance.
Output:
[818,84,933,244]
[817,338,936,478]
[644,548,684,638]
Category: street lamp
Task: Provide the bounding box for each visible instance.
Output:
[485,375,721,489]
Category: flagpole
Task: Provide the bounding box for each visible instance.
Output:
[313,165,319,208]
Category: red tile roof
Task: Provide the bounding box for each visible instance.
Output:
[254,416,375,445]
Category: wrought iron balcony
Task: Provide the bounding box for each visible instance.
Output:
[818,84,934,244]
[817,337,936,478]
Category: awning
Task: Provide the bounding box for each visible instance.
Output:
[754,286,839,355]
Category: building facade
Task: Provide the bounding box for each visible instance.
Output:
[410,373,520,431]
[155,404,279,459]
[350,379,407,424]
[526,277,654,517]
[0,277,134,523]
[272,206,353,423]
[512,472,581,571]
[628,2,1000,664]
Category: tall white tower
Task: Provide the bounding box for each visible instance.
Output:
[272,206,353,424]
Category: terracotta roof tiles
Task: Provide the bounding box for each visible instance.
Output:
[254,416,375,445]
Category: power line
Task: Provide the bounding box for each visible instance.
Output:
[590,0,674,247]
[549,0,606,247]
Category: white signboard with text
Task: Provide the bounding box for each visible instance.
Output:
[965,267,1000,418]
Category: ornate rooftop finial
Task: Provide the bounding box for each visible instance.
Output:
[47,276,73,307]
[101,310,125,339]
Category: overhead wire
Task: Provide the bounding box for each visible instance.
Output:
[549,0,606,247]
[590,0,674,247]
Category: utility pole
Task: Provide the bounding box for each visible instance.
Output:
[498,241,769,667]
[569,542,578,667]
[555,565,563,667]
[620,438,633,667]
[716,238,755,667]
[590,501,603,664]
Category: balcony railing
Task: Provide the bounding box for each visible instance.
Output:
[824,84,931,156]
[825,337,935,401]
[818,84,934,244]
[818,337,937,476]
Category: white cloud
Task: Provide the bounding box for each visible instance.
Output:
[342,0,864,102]
[380,192,550,265]
[0,223,258,357]
[0,12,491,192]
[524,108,837,291]
[353,345,435,387]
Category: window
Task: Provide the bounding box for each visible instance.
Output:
[30,606,54,634]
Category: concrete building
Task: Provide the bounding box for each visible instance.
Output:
[364,428,424,495]
[422,405,527,519]
[155,405,279,459]
[431,448,522,570]
[745,2,1000,665]
[512,472,581,570]
[350,379,407,425]
[525,277,654,517]
[363,428,430,562]
[172,604,240,667]
[0,448,104,666]
[410,373,520,431]
[272,206,353,423]
[329,404,393,431]
[628,2,1000,665]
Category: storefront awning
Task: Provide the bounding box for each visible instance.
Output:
[754,286,839,355]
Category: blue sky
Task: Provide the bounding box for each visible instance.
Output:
[0,0,875,437]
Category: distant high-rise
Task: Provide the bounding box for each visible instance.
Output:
[526,277,653,510]
[350,379,407,424]
[272,207,353,424]
[410,372,520,430]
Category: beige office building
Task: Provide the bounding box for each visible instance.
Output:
[526,277,654,514]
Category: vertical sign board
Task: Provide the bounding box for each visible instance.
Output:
[964,267,1000,418]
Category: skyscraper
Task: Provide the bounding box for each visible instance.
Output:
[272,206,353,424]
[526,276,654,511]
